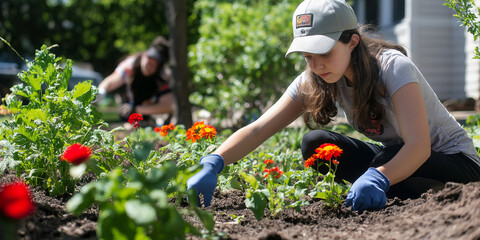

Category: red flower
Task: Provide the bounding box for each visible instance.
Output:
[159,123,175,137]
[154,127,161,132]
[264,167,284,179]
[199,125,217,140]
[305,143,342,168]
[264,159,274,165]
[59,143,92,165]
[0,182,35,219]
[128,113,143,129]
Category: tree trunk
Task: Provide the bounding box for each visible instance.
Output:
[163,0,193,126]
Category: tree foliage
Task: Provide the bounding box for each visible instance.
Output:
[189,0,304,128]
[0,0,175,75]
[445,0,480,58]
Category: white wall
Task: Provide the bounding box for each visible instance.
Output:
[463,0,480,99]
[356,0,479,101]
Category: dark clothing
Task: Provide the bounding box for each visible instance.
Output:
[130,67,171,106]
[301,130,480,199]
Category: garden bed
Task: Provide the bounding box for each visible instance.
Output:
[6,171,480,240]
[2,47,480,240]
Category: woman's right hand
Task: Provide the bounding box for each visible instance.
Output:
[187,154,224,207]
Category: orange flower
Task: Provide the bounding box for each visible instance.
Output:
[304,156,317,168]
[154,127,161,132]
[159,123,175,137]
[304,143,342,168]
[199,125,217,139]
[315,143,343,161]
[264,167,284,179]
[59,143,92,165]
[186,121,206,142]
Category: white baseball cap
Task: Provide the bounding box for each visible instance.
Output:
[286,0,357,57]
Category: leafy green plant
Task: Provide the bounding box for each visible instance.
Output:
[240,171,269,221]
[444,0,480,58]
[155,122,221,173]
[240,158,309,220]
[66,161,215,239]
[0,45,116,196]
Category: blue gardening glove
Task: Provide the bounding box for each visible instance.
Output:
[345,167,390,212]
[187,154,224,207]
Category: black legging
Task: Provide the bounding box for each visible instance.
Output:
[301,130,480,199]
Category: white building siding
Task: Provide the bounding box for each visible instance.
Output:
[408,0,466,101]
[356,0,479,101]
[464,0,480,99]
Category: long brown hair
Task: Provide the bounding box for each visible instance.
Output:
[299,26,407,130]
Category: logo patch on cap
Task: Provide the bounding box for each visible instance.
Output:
[296,14,313,28]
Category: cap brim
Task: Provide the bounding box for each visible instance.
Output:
[285,31,342,57]
[146,47,162,61]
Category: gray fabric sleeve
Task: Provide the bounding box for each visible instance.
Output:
[380,52,420,97]
[285,72,306,102]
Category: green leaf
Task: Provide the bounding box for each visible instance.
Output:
[24,109,47,123]
[125,199,156,225]
[244,191,267,221]
[26,67,42,91]
[240,172,259,190]
[16,125,38,143]
[0,140,19,171]
[62,59,73,89]
[150,190,168,208]
[97,206,136,240]
[145,162,176,189]
[133,142,154,162]
[72,80,92,99]
[193,207,215,231]
[312,191,329,200]
[66,190,95,215]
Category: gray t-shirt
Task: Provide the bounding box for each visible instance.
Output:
[286,49,480,165]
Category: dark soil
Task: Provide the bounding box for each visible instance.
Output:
[2,172,480,240]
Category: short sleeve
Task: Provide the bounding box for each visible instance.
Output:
[286,72,306,102]
[380,50,420,97]
[114,57,135,84]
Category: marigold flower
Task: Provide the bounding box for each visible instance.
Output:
[199,125,217,139]
[59,143,92,165]
[315,143,343,161]
[304,156,317,168]
[186,121,206,142]
[128,113,143,125]
[154,127,161,132]
[0,182,35,219]
[264,167,284,179]
[159,123,175,137]
[305,143,342,168]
